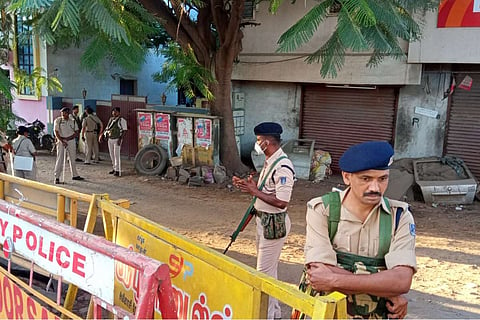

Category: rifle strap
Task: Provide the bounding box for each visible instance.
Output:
[249,156,288,209]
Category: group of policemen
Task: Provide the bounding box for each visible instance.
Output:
[53,106,127,183]
[233,122,416,319]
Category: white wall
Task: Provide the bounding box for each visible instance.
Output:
[394,72,450,158]
[232,81,300,158]
[234,1,421,85]
[409,11,480,63]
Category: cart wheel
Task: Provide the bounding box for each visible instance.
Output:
[134,144,168,175]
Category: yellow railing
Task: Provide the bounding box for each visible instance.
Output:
[0,173,347,319]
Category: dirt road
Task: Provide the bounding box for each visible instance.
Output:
[32,151,480,319]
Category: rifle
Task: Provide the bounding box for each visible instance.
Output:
[223,156,287,254]
[223,199,256,254]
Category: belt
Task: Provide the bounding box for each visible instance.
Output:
[255,210,287,217]
[86,130,95,132]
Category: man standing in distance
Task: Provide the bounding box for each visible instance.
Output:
[233,122,295,319]
[81,106,103,164]
[104,107,127,176]
[71,105,83,162]
[303,141,416,319]
[53,107,84,183]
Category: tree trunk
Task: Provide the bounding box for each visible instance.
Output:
[212,49,249,175]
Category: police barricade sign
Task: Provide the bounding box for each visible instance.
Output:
[98,200,346,319]
[114,219,242,319]
[0,200,176,319]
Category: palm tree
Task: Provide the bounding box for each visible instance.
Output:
[275,0,439,77]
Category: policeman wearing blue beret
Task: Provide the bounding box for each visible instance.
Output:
[232,121,295,319]
[339,141,394,173]
[253,122,283,138]
[301,140,417,319]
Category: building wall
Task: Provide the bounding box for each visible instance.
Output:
[11,44,175,129]
[46,47,175,105]
[408,11,480,63]
[234,1,421,85]
[232,81,300,158]
[11,41,49,125]
[394,72,449,158]
[233,74,450,162]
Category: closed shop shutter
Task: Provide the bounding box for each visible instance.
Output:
[301,85,397,172]
[445,73,480,180]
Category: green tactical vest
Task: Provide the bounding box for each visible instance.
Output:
[107,117,122,139]
[322,191,403,319]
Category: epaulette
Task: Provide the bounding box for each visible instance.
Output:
[307,197,324,210]
[386,198,410,212]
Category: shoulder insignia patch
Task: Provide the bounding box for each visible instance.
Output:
[280,176,287,185]
[409,223,416,236]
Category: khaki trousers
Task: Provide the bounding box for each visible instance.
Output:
[54,139,78,179]
[255,214,291,319]
[84,132,99,163]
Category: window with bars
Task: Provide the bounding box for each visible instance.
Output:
[243,0,255,20]
[16,16,35,96]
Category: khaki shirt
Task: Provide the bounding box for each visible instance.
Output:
[54,116,78,138]
[254,148,295,213]
[305,188,417,271]
[82,114,101,132]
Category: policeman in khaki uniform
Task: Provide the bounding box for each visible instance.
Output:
[233,122,295,320]
[53,107,84,183]
[304,141,416,319]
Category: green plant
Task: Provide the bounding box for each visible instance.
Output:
[152,42,215,101]
[13,66,62,98]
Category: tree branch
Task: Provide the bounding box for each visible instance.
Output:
[138,0,212,66]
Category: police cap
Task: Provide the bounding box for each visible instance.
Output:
[254,122,283,137]
[339,141,394,173]
[60,107,70,113]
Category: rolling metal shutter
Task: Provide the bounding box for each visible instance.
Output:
[301,85,397,172]
[445,73,480,180]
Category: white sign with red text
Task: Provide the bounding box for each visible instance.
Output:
[0,212,115,304]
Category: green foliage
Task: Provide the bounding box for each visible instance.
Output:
[0,105,26,132]
[152,43,215,101]
[276,0,438,77]
[0,72,14,101]
[8,0,161,73]
[13,67,62,98]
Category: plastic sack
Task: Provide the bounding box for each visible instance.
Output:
[310,150,332,182]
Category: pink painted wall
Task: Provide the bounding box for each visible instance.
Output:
[12,97,48,126]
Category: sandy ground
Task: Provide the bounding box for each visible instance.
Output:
[25,150,480,319]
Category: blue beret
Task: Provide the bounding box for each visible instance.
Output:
[339,141,394,173]
[254,122,283,136]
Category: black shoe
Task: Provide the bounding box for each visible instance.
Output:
[114,171,120,176]
[54,178,60,184]
[72,176,85,181]
[109,170,115,174]
[84,162,91,165]
[75,158,83,162]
